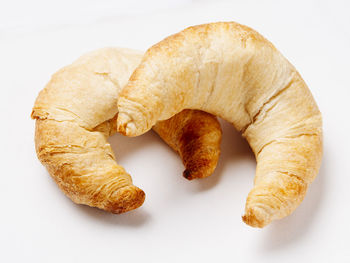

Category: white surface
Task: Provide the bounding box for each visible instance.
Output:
[1,0,350,262]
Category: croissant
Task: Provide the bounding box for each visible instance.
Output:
[31,47,221,213]
[117,22,323,227]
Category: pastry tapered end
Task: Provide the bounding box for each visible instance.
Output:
[182,156,218,180]
[183,169,200,180]
[117,112,135,136]
[105,185,146,214]
[117,95,154,137]
[180,143,221,181]
[153,109,222,181]
[242,207,271,228]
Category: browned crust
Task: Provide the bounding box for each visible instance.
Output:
[34,118,146,213]
[154,110,222,180]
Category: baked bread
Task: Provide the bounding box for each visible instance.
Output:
[117,22,323,227]
[31,47,222,213]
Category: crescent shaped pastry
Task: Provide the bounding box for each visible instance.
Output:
[31,47,221,213]
[117,22,323,227]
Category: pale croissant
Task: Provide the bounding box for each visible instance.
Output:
[31,47,221,213]
[117,22,323,227]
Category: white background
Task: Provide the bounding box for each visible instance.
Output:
[1,0,350,262]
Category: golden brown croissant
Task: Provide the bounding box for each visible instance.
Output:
[31,47,221,213]
[117,22,323,227]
